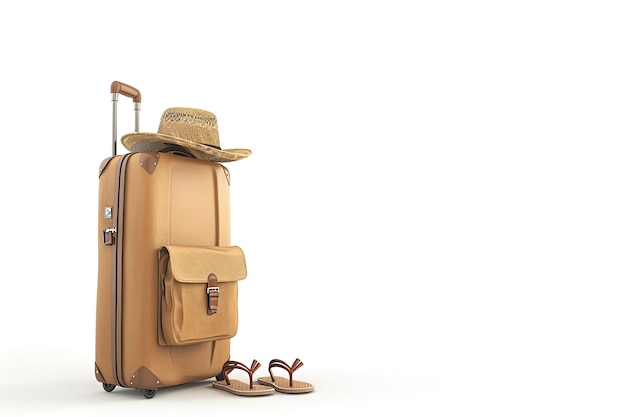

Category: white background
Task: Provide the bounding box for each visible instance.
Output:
[0,1,625,415]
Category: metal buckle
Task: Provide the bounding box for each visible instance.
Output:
[207,286,220,294]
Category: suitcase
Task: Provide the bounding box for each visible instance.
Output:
[95,81,247,399]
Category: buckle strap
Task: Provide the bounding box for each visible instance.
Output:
[207,273,219,315]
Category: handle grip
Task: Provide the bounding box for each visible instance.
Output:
[110,81,142,103]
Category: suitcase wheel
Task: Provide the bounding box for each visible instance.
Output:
[216,372,225,381]
[102,383,116,392]
[143,389,157,399]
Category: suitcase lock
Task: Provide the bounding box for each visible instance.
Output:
[103,227,117,246]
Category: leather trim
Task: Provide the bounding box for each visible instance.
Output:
[99,157,114,178]
[222,164,230,185]
[139,152,159,175]
[129,366,160,389]
[94,363,105,383]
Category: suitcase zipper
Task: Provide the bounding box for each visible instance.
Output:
[111,153,133,386]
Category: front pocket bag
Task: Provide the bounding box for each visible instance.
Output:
[158,245,247,346]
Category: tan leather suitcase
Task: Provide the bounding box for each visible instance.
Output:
[95,82,246,399]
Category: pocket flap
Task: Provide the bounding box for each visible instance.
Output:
[161,245,247,284]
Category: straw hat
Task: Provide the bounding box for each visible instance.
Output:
[121,107,251,162]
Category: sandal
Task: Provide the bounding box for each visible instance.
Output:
[257,358,314,394]
[212,360,275,396]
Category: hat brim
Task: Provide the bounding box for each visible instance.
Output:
[121,132,251,162]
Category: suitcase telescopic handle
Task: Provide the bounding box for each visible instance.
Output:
[110,81,141,156]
